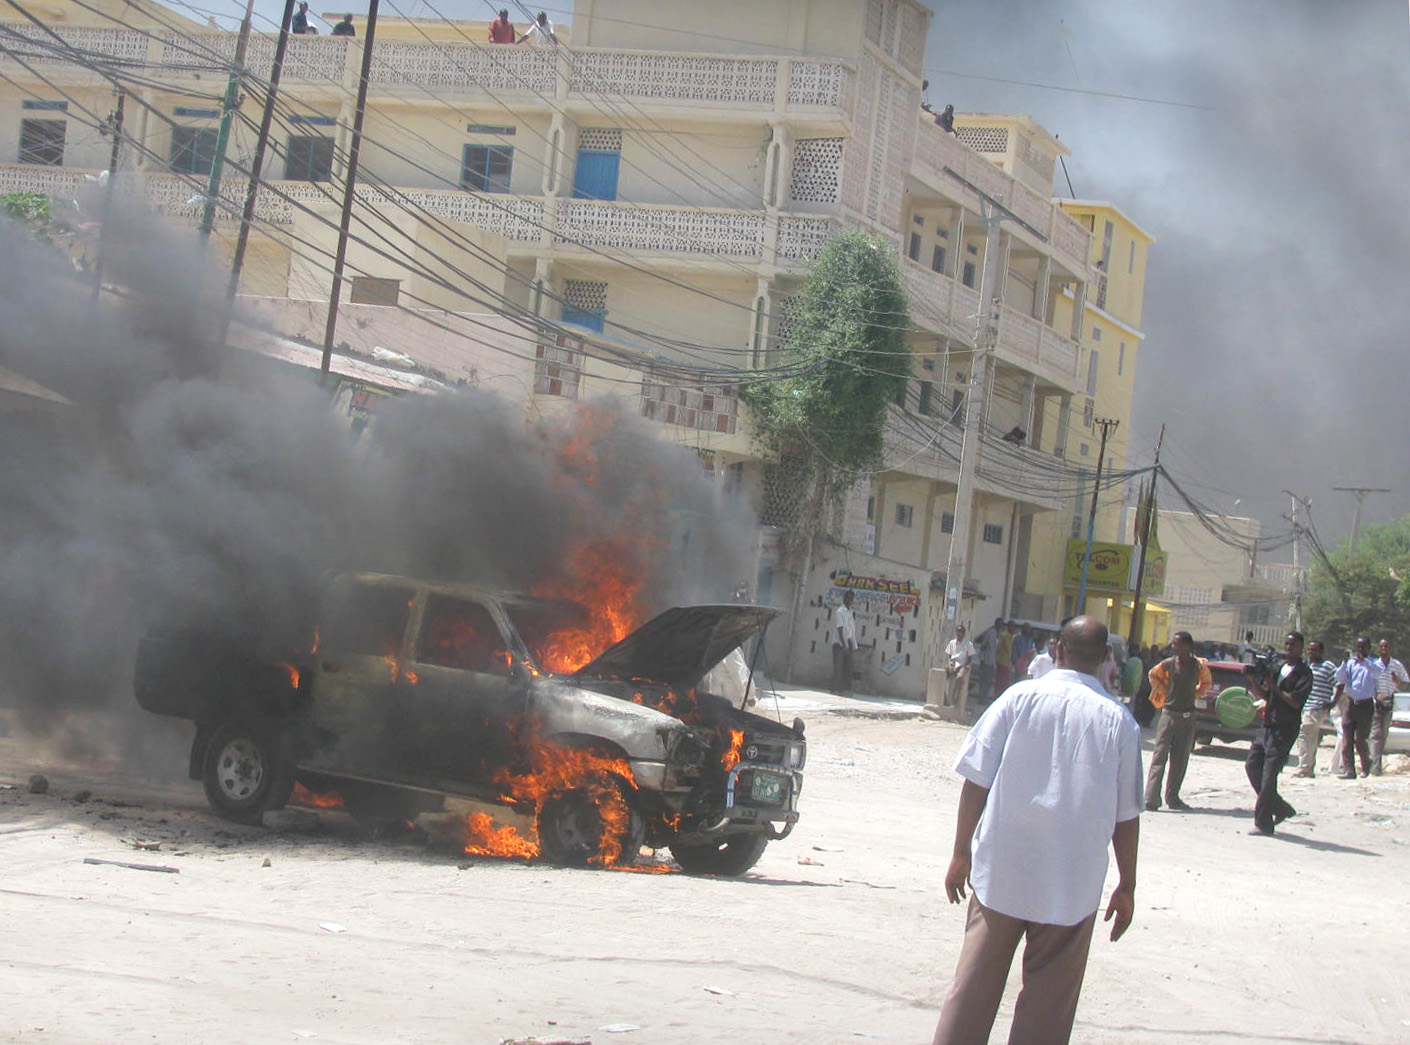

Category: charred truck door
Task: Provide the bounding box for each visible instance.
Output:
[305,576,415,775]
[398,592,523,784]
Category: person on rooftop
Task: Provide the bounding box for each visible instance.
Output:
[517,11,558,45]
[488,8,515,43]
[331,13,355,36]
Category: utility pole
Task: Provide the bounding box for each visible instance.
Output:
[199,0,259,238]
[218,0,296,348]
[322,0,381,382]
[1332,486,1390,554]
[90,87,124,302]
[1127,423,1165,650]
[938,199,1005,653]
[1076,416,1119,611]
[1283,489,1311,631]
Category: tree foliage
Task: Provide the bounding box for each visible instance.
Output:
[742,229,911,478]
[1,191,71,251]
[1302,516,1410,650]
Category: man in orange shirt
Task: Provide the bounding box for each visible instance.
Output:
[1144,631,1212,811]
[488,8,515,43]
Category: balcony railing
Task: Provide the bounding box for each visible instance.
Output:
[900,260,1081,391]
[0,163,840,266]
[910,118,1092,277]
[0,22,853,113]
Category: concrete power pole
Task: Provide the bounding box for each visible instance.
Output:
[1076,416,1119,611]
[1282,489,1311,631]
[1332,486,1389,554]
[938,199,1005,651]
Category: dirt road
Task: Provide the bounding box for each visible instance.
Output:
[1,707,1407,1045]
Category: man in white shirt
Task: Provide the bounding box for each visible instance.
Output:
[1027,637,1058,679]
[516,10,558,44]
[944,624,977,710]
[1370,638,1408,775]
[829,590,857,696]
[932,616,1143,1045]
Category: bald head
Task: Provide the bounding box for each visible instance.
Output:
[1059,616,1109,675]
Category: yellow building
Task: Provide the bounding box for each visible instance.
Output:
[0,0,1151,695]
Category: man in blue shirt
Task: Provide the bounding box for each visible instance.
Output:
[1333,636,1378,778]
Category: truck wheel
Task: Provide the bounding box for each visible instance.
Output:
[670,834,769,877]
[202,719,293,825]
[537,778,643,869]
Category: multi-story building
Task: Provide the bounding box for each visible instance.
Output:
[0,0,1150,697]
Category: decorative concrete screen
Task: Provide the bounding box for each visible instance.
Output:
[572,52,776,106]
[789,138,844,204]
[534,333,583,398]
[956,126,1009,154]
[639,374,738,434]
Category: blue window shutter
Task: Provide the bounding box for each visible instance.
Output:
[571,149,620,201]
[561,308,604,333]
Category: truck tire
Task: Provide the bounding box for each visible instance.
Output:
[537,778,643,868]
[670,834,769,877]
[202,718,294,825]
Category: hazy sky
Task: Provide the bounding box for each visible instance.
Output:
[917,1,1410,550]
[181,0,1410,548]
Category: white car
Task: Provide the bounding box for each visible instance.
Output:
[1387,692,1410,754]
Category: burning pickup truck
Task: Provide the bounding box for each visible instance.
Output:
[134,572,805,875]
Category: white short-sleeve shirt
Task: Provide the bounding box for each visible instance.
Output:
[954,668,1144,925]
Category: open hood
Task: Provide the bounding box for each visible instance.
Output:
[571,605,780,688]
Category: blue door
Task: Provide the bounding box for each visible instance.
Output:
[572,149,620,200]
[560,307,604,332]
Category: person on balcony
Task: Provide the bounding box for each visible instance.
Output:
[488,9,515,43]
[331,13,355,36]
[291,2,312,34]
[935,104,957,134]
[517,11,558,45]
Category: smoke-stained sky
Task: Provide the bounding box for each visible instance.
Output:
[920,0,1410,547]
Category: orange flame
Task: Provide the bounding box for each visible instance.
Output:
[720,729,745,771]
[290,782,345,809]
[531,539,646,674]
[461,811,538,859]
[278,661,301,689]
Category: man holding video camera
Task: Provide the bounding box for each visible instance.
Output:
[1244,631,1313,835]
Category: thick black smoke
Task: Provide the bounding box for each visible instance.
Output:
[0,206,754,750]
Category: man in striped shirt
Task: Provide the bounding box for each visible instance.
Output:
[1292,640,1339,778]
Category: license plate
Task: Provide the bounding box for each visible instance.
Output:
[750,773,784,804]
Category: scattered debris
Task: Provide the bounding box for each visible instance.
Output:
[319,922,349,934]
[121,839,162,852]
[701,985,734,996]
[812,845,844,852]
[83,857,179,874]
[27,774,48,795]
[72,790,92,803]
[262,857,273,868]
[797,856,823,866]
[0,783,16,791]
[839,878,896,890]
[596,1025,640,1034]
[500,1038,591,1045]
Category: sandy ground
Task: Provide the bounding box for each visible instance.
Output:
[1,698,1408,1045]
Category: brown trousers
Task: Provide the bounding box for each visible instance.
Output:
[932,896,1097,1045]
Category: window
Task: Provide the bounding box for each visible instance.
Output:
[1091,325,1102,341]
[572,148,620,200]
[912,214,925,227]
[286,135,334,182]
[19,119,66,166]
[941,512,955,534]
[417,596,509,674]
[962,261,976,288]
[895,504,914,528]
[866,496,875,522]
[1101,220,1114,267]
[917,380,933,416]
[908,232,921,261]
[324,582,412,657]
[1083,398,1094,427]
[561,278,607,333]
[535,334,583,398]
[1128,240,1136,275]
[931,244,946,273]
[1086,351,1099,396]
[1118,342,1126,376]
[461,144,513,192]
[350,277,400,306]
[168,127,218,175]
[936,225,949,239]
[983,523,1004,545]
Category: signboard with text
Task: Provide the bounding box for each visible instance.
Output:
[1064,540,1168,597]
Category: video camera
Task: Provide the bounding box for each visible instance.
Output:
[1243,648,1283,687]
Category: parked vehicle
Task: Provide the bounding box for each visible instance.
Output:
[1193,658,1336,748]
[134,572,805,875]
[1387,692,1410,754]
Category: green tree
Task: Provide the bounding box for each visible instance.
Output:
[743,229,911,483]
[1302,516,1410,650]
[1,191,72,251]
